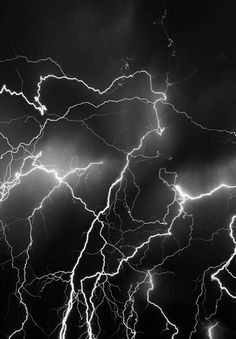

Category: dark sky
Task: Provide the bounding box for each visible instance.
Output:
[0,1,236,338]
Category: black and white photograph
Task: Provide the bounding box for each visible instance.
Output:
[0,1,236,338]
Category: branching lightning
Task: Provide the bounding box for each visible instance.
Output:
[0,8,235,339]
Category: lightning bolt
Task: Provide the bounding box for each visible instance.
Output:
[1,55,170,338]
[0,7,234,339]
[207,322,218,339]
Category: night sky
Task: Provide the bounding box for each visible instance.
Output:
[0,1,236,338]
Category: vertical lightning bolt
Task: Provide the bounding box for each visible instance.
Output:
[207,322,218,339]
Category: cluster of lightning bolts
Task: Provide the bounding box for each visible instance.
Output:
[1,57,233,339]
[0,18,235,339]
